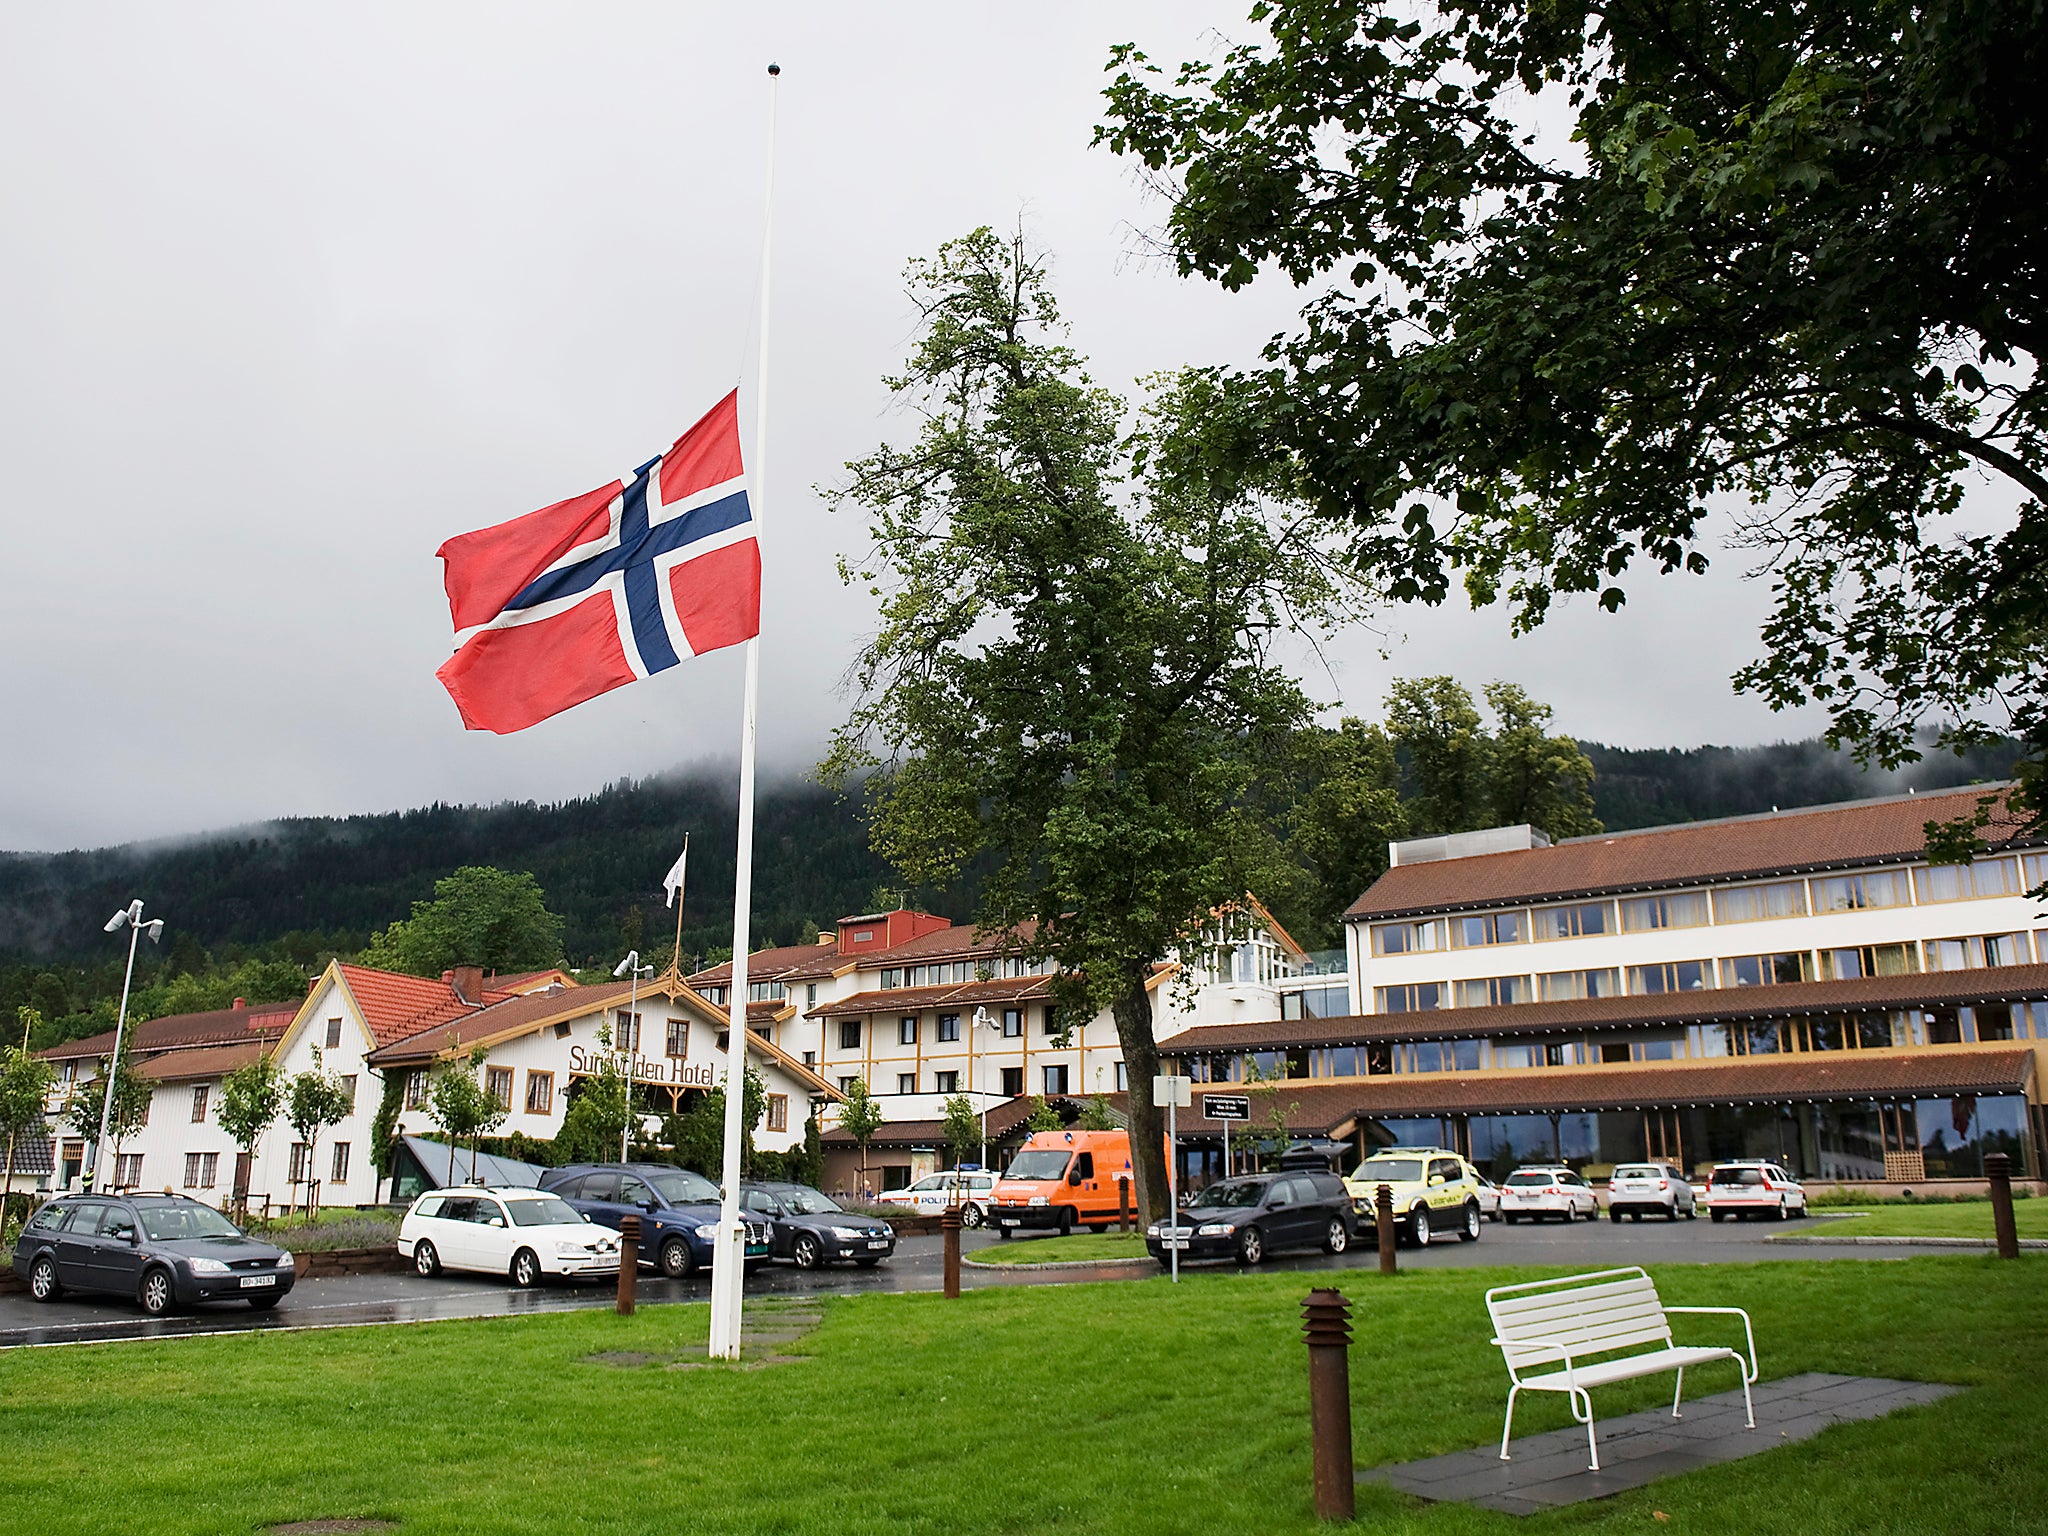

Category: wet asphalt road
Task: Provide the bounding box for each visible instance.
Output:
[0,1214,1899,1349]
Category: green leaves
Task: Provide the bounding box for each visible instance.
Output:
[356,866,565,978]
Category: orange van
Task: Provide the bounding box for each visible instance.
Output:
[989,1129,1139,1237]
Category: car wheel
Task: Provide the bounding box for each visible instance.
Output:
[1710,1209,1726,1223]
[1057,1206,1076,1237]
[1685,1204,1697,1220]
[1409,1204,1431,1247]
[1236,1225,1265,1265]
[27,1254,60,1303]
[1502,1212,1518,1225]
[792,1233,824,1269]
[1776,1198,1790,1222]
[1460,1202,1481,1242]
[1323,1217,1349,1254]
[1559,1203,1575,1224]
[659,1236,693,1278]
[1609,1206,1624,1224]
[511,1248,542,1288]
[1665,1202,1679,1221]
[247,1294,281,1310]
[413,1239,441,1276]
[139,1266,176,1317]
[962,1203,985,1229]
[1630,1211,1643,1223]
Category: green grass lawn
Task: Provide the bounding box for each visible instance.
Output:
[1793,1201,2048,1240]
[1,1257,2042,1535]
[970,1231,1152,1265]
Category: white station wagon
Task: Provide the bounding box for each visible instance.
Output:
[400,1186,621,1287]
[1497,1166,1602,1222]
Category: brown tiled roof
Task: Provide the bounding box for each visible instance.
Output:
[1347,785,2033,920]
[1184,1048,2035,1132]
[1160,965,2048,1052]
[865,920,1041,964]
[688,940,841,988]
[367,979,634,1065]
[822,1094,1051,1148]
[808,975,1055,1020]
[41,1001,296,1062]
[133,1042,271,1082]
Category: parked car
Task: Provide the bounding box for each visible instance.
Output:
[990,1129,1140,1235]
[740,1181,896,1268]
[12,1192,297,1316]
[1343,1147,1487,1245]
[876,1170,1000,1226]
[1497,1166,1601,1222]
[400,1186,620,1286]
[538,1162,770,1275]
[1472,1172,1503,1222]
[1607,1163,1698,1221]
[1706,1161,1809,1221]
[1145,1170,1354,1267]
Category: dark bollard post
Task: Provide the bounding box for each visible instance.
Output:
[1118,1177,1132,1234]
[1301,1289,1356,1522]
[942,1204,963,1298]
[1986,1152,2020,1260]
[1376,1183,1397,1276]
[616,1213,639,1315]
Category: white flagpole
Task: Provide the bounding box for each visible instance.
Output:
[708,59,780,1363]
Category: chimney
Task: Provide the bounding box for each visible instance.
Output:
[232,997,247,1011]
[449,966,485,1004]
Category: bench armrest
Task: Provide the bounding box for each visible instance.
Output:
[1664,1305,1757,1381]
[1489,1336,1577,1383]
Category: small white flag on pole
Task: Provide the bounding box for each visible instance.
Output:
[663,839,689,909]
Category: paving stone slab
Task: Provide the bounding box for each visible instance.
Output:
[1360,1374,1960,1514]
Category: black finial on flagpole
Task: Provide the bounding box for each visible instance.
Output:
[767,62,780,76]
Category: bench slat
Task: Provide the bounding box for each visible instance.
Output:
[1491,1277,1659,1318]
[1494,1299,1669,1340]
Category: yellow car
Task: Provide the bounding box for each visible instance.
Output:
[1343,1147,1486,1246]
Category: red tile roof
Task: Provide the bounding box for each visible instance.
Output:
[1184,1048,2036,1131]
[366,979,631,1065]
[1347,785,2034,920]
[1160,965,2048,1052]
[688,940,844,988]
[335,963,483,1047]
[133,1042,272,1082]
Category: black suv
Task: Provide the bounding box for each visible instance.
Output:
[12,1193,296,1315]
[1145,1171,1355,1267]
[539,1163,772,1275]
[740,1181,895,1268]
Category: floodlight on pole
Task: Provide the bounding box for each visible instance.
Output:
[971,1006,994,1168]
[93,898,161,1191]
[612,950,655,1162]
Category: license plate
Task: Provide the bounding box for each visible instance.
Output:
[239,1274,277,1289]
[866,1239,890,1250]
[1160,1237,1189,1250]
[999,1218,1020,1227]
[746,1243,769,1256]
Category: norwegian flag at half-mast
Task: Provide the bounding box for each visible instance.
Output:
[435,391,761,734]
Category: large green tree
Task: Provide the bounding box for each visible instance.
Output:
[1100,0,2048,836]
[356,866,565,978]
[217,1052,286,1205]
[284,1050,355,1212]
[2,1009,56,1229]
[821,228,1363,1223]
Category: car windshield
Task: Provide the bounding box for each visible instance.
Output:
[907,1176,946,1191]
[1713,1167,1765,1186]
[1356,1159,1425,1184]
[1193,1179,1268,1208]
[137,1204,244,1242]
[1003,1150,1072,1181]
[505,1197,585,1227]
[774,1186,842,1216]
[1505,1171,1558,1186]
[646,1169,719,1205]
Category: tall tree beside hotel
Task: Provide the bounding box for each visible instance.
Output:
[64,1042,150,1183]
[217,1053,285,1210]
[1100,0,2048,839]
[1,1010,56,1231]
[357,866,566,978]
[426,1049,508,1184]
[823,228,1364,1223]
[284,1051,354,1214]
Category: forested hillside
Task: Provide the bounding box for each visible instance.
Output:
[1,730,2020,1046]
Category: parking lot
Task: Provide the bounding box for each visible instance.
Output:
[0,1213,1895,1348]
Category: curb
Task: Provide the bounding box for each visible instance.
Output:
[1767,1233,2048,1248]
[963,1255,1157,1272]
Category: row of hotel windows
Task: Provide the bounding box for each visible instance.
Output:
[81,1076,365,1126]
[395,1062,789,1129]
[831,1007,1061,1051]
[835,1062,1131,1097]
[1369,855,2048,957]
[1374,933,2042,1013]
[1178,1001,2048,1082]
[103,1142,355,1194]
[878,956,1061,990]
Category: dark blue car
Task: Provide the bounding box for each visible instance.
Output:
[538,1163,771,1276]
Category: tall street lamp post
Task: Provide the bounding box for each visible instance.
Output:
[612,950,655,1163]
[971,1006,996,1168]
[95,899,162,1191]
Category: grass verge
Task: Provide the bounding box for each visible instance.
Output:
[1789,1201,2048,1240]
[0,1256,2041,1534]
[968,1232,1151,1265]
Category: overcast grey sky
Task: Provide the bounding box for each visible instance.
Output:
[0,3,1832,854]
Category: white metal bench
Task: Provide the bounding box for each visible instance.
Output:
[1487,1266,1758,1470]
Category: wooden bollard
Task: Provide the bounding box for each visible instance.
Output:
[1118,1176,1132,1233]
[942,1203,963,1298]
[1986,1152,2020,1260]
[617,1213,639,1315]
[1301,1289,1356,1522]
[1376,1183,1397,1276]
